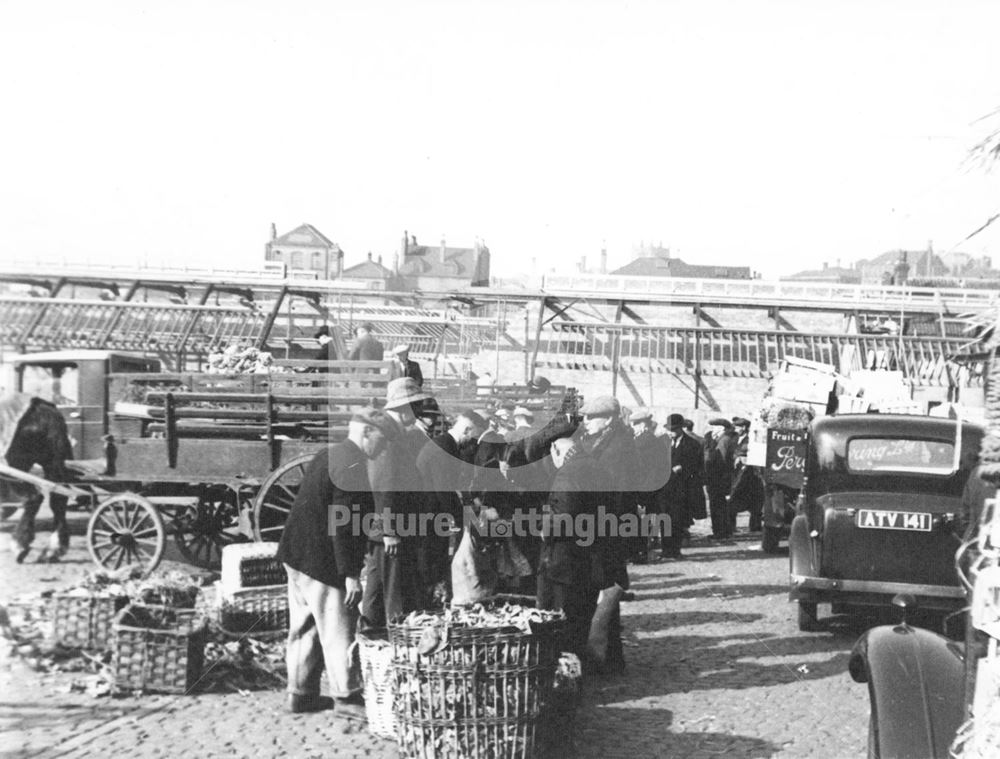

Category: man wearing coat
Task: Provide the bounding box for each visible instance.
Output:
[276,408,395,716]
[388,344,423,387]
[537,437,604,660]
[662,413,701,558]
[574,395,637,673]
[347,322,384,361]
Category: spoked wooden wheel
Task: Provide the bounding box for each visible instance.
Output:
[253,454,314,542]
[173,486,249,570]
[87,492,166,574]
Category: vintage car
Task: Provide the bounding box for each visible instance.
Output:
[788,413,983,631]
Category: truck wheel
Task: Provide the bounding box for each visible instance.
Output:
[798,601,821,632]
[762,525,781,554]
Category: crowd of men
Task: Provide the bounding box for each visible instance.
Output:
[276,369,766,717]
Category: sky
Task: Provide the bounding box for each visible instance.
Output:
[2,0,1000,280]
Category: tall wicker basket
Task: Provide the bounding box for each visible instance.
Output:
[358,628,396,740]
[112,604,207,694]
[388,610,563,759]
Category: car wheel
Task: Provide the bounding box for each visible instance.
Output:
[762,525,781,553]
[798,601,821,632]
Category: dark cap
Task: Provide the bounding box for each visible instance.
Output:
[527,375,552,394]
[457,408,488,429]
[666,413,685,429]
[351,407,399,440]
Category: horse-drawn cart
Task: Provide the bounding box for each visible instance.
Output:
[2,349,577,575]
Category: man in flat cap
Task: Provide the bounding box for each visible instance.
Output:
[629,408,670,562]
[388,344,423,387]
[729,417,764,533]
[277,408,394,717]
[704,418,738,539]
[360,378,430,628]
[575,395,637,673]
[348,322,384,361]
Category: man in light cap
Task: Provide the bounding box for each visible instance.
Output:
[360,377,430,628]
[388,344,423,387]
[629,408,670,562]
[575,394,637,674]
[277,407,393,716]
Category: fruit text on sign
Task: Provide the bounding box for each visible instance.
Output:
[764,429,807,488]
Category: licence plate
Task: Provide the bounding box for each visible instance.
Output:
[855,509,932,532]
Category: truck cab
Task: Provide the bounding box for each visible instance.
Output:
[11,350,160,460]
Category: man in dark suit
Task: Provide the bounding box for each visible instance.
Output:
[662,413,701,558]
[311,325,337,373]
[388,344,423,386]
[276,408,395,716]
[348,322,384,361]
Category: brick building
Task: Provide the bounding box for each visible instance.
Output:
[265,223,344,279]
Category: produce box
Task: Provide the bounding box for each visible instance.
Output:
[112,604,207,694]
[220,542,287,593]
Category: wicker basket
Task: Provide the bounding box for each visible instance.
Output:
[358,628,396,740]
[52,592,129,650]
[220,542,287,592]
[219,584,288,635]
[112,603,207,694]
[392,661,556,759]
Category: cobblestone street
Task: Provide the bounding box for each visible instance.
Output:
[1,515,869,758]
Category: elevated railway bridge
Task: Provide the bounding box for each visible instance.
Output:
[0,262,993,404]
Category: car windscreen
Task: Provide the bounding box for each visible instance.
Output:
[847,437,956,475]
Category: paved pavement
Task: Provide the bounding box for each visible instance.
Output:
[0,511,870,758]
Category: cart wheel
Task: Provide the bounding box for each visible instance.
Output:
[797,600,822,632]
[253,454,315,542]
[87,493,166,575]
[174,486,248,570]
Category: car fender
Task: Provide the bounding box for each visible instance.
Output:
[849,624,964,759]
[788,514,812,579]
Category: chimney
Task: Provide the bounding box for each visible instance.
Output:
[270,222,277,240]
[440,235,447,264]
[600,243,607,274]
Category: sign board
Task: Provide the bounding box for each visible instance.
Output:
[764,429,808,488]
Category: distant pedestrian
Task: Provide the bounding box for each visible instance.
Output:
[629,408,670,562]
[348,322,384,361]
[389,344,423,386]
[277,408,395,717]
[662,413,701,557]
[704,418,737,538]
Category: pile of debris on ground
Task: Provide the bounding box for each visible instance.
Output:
[0,567,287,698]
